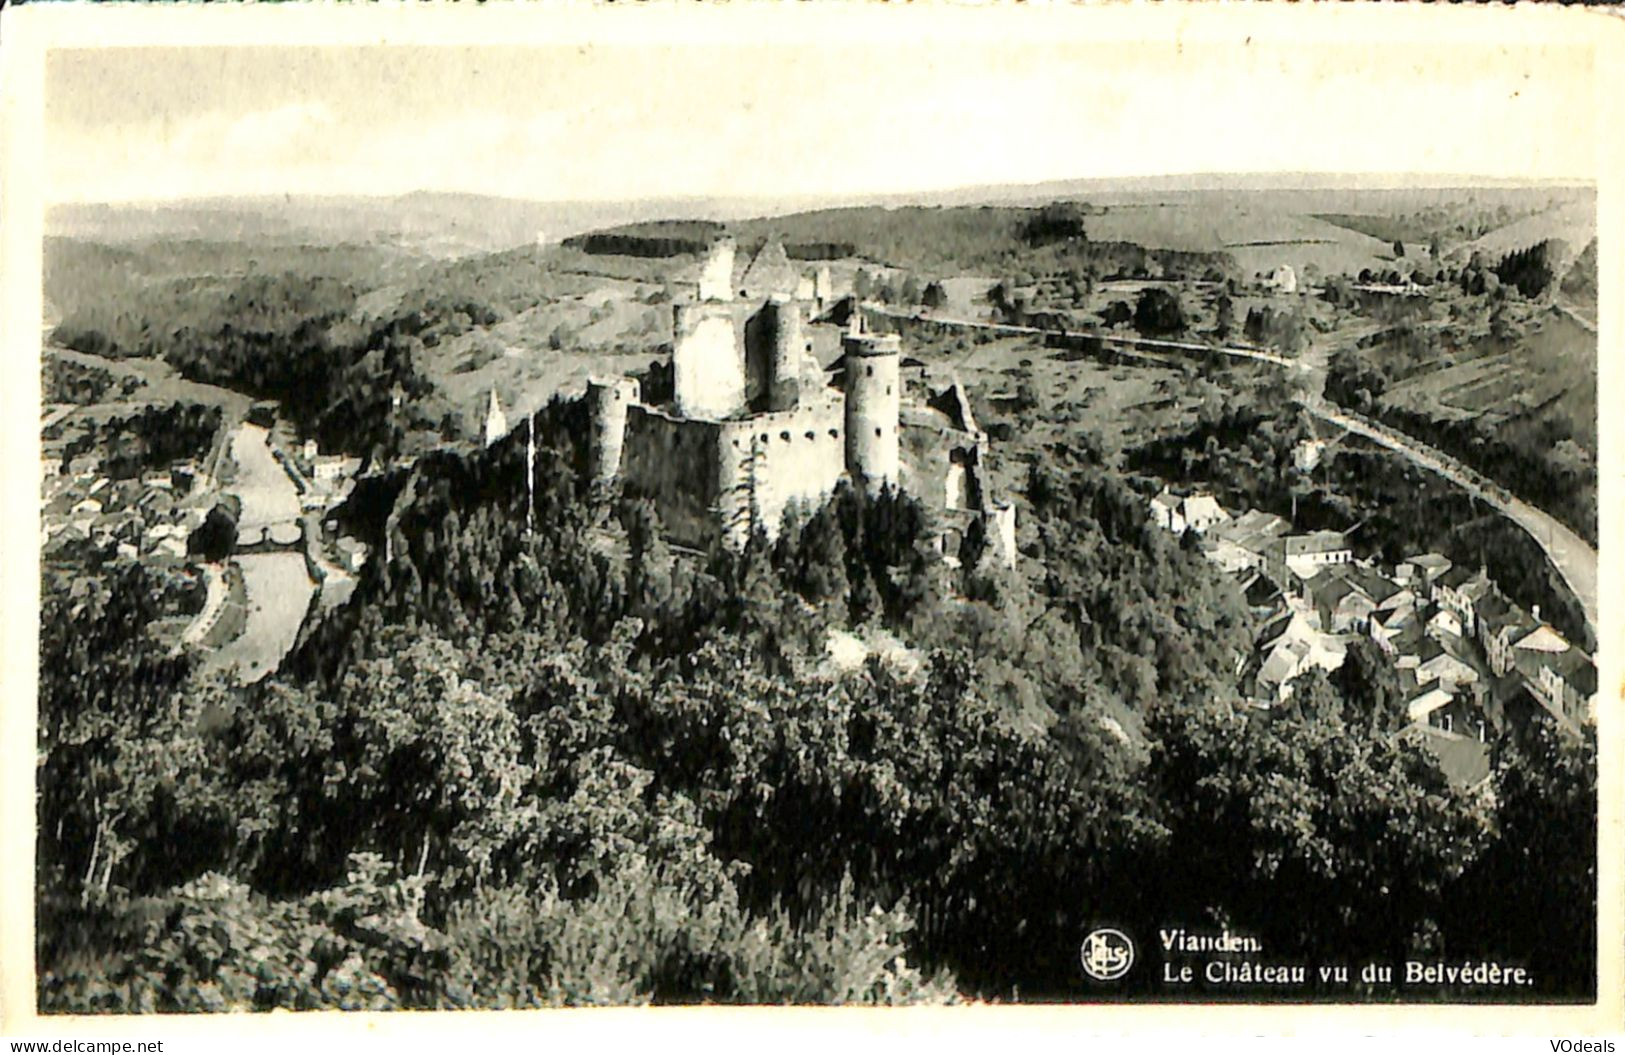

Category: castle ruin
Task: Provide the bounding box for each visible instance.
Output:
[586,237,1016,566]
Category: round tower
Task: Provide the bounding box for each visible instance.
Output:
[586,376,640,483]
[766,295,803,412]
[842,332,902,492]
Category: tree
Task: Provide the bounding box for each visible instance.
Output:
[1441,724,1596,998]
[1132,288,1185,336]
[1148,674,1494,973]
[188,502,238,562]
[1393,239,1406,258]
[921,281,948,310]
[1098,300,1132,328]
[1214,293,1235,340]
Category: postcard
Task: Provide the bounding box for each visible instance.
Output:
[1,1,1619,1043]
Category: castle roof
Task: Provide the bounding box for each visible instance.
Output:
[739,241,800,300]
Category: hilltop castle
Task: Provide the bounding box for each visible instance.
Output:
[586,237,1015,565]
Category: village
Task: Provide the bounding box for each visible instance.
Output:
[40,402,369,673]
[1148,480,1598,785]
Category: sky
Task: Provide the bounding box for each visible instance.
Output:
[44,36,1597,206]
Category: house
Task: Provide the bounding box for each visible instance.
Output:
[1513,643,1597,730]
[1427,606,1463,641]
[1303,568,1376,634]
[1416,645,1479,691]
[1269,264,1298,294]
[335,536,370,574]
[1406,678,1456,726]
[1262,530,1352,592]
[1432,565,1493,637]
[1346,566,1413,619]
[1149,489,1185,534]
[1219,508,1290,542]
[1149,489,1232,537]
[1370,604,1423,657]
[1397,632,1446,675]
[1180,493,1231,534]
[311,455,360,484]
[1251,608,1348,702]
[1204,509,1289,574]
[1242,573,1284,613]
[1481,602,1540,677]
[1396,552,1452,587]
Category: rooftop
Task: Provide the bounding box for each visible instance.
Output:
[1283,530,1348,555]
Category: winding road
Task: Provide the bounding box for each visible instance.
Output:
[1306,399,1597,634]
[871,305,1599,639]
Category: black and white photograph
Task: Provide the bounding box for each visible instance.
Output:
[3,3,1618,1033]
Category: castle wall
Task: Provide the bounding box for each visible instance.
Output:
[843,333,902,492]
[620,398,846,550]
[586,377,640,483]
[620,404,727,549]
[673,303,746,419]
[735,397,846,542]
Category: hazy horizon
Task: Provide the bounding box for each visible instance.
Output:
[46,169,1598,214]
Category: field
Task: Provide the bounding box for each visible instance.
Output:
[1379,311,1595,451]
[1080,200,1399,278]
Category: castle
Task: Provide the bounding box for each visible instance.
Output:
[587,237,1015,566]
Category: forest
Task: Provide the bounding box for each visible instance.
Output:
[37,399,1596,1009]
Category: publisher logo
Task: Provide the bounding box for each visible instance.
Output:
[1080,928,1135,981]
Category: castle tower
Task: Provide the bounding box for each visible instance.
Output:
[769,297,803,411]
[744,296,802,413]
[586,376,640,482]
[842,331,902,492]
[483,388,508,448]
[698,236,736,303]
[673,302,746,419]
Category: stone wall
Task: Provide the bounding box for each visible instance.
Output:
[620,404,727,549]
[733,396,846,543]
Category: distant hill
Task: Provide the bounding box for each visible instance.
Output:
[49,175,1591,261]
[48,194,770,258]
